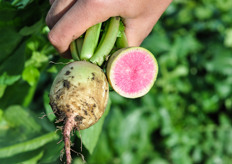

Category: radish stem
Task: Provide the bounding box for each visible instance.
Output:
[76,38,83,56]
[70,41,80,61]
[116,31,128,48]
[80,23,102,60]
[90,17,120,66]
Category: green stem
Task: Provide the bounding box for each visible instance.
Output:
[90,17,120,66]
[80,23,102,60]
[76,38,83,55]
[116,31,128,48]
[70,41,80,61]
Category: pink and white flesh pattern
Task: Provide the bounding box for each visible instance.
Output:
[107,47,158,98]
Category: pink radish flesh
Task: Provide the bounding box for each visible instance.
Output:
[107,47,158,98]
[114,51,156,93]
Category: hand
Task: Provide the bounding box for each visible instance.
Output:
[46,0,172,57]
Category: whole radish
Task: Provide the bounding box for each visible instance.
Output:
[49,61,109,164]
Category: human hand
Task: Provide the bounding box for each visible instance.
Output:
[46,0,172,57]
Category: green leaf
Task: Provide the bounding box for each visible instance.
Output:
[47,65,58,74]
[117,20,125,37]
[0,108,3,121]
[224,28,232,48]
[0,72,21,85]
[0,84,7,98]
[0,131,59,158]
[43,91,56,122]
[19,19,43,36]
[0,28,23,62]
[0,80,30,108]
[205,45,232,75]
[0,106,42,146]
[21,150,44,164]
[0,41,25,75]
[0,149,44,164]
[25,51,49,68]
[142,26,170,54]
[77,99,111,154]
[39,140,64,163]
[22,66,40,86]
[0,72,21,98]
[11,0,33,9]
[0,2,21,27]
[88,132,113,164]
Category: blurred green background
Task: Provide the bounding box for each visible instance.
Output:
[1,0,232,163]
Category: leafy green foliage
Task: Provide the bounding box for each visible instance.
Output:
[0,0,232,163]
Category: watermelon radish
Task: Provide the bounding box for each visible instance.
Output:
[48,16,159,164]
[106,47,158,98]
[49,61,109,164]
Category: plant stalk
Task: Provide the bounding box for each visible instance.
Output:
[70,41,80,61]
[90,17,120,66]
[80,23,102,60]
[116,31,128,48]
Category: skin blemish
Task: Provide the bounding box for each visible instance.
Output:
[74,115,84,122]
[63,80,70,89]
[82,108,88,115]
[91,107,97,120]
[91,72,95,80]
[72,35,76,39]
[65,70,71,75]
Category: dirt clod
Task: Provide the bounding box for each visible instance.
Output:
[65,70,71,75]
[63,80,70,89]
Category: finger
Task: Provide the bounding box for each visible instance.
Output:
[124,0,172,46]
[124,17,155,47]
[48,0,119,54]
[46,0,76,29]
[61,49,72,59]
[49,0,55,5]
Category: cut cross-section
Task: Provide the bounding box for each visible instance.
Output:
[107,47,158,98]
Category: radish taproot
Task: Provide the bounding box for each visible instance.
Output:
[49,61,109,164]
[106,47,158,98]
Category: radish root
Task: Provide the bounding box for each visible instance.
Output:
[63,117,75,164]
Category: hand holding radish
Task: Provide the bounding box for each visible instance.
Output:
[47,1,172,163]
[46,0,172,57]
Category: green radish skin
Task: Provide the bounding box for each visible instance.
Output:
[106,47,158,98]
[49,61,109,164]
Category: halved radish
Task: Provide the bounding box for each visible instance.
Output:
[106,47,158,98]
